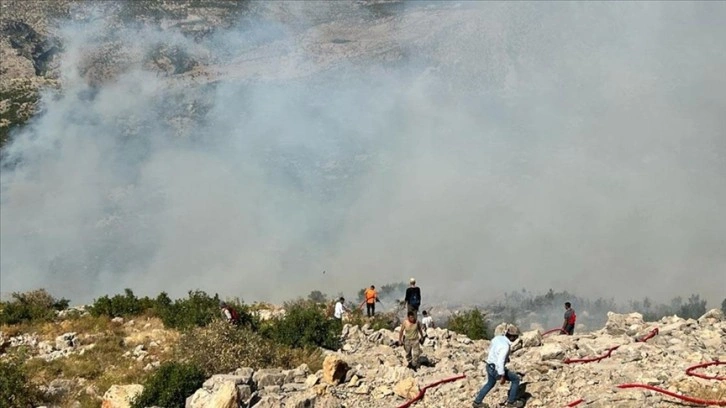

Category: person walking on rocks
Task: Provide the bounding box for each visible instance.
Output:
[562,302,576,335]
[404,278,421,315]
[472,325,523,408]
[398,311,425,371]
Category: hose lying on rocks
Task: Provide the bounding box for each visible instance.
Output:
[564,327,726,407]
[542,328,566,336]
[396,373,467,408]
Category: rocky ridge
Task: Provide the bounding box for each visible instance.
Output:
[100,309,725,408]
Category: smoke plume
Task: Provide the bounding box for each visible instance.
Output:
[1,2,725,307]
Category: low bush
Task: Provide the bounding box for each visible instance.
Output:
[178,320,322,376]
[88,289,155,318]
[0,359,42,408]
[446,308,491,340]
[158,290,236,330]
[260,299,340,350]
[0,289,69,325]
[131,362,205,408]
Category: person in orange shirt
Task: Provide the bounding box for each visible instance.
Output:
[359,285,381,317]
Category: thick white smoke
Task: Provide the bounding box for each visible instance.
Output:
[1,2,725,306]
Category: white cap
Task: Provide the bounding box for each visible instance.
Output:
[410,278,416,284]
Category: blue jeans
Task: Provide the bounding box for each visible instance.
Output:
[474,364,520,404]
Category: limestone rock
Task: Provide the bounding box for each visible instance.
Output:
[322,354,348,385]
[521,330,543,348]
[393,377,420,399]
[253,369,286,387]
[55,332,78,350]
[101,384,143,408]
[207,381,238,408]
[538,343,566,361]
[605,312,645,336]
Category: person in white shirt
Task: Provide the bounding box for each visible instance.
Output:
[421,310,434,330]
[334,297,350,320]
[472,325,523,408]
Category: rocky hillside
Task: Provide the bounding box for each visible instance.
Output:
[100,310,724,408]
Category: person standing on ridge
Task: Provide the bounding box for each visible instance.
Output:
[562,302,576,335]
[359,285,381,317]
[398,310,426,371]
[404,278,421,315]
[334,297,350,321]
[472,325,524,408]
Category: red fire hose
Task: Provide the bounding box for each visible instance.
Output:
[563,328,660,364]
[396,374,466,408]
[615,383,726,406]
[635,327,659,342]
[564,345,620,364]
[565,327,726,406]
[686,361,726,381]
[542,328,566,336]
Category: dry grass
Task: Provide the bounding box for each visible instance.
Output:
[6,315,178,408]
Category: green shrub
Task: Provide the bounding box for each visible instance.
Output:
[178,320,321,376]
[446,308,491,340]
[260,299,340,350]
[131,362,205,408]
[0,289,69,325]
[157,290,252,330]
[0,359,41,408]
[88,289,155,318]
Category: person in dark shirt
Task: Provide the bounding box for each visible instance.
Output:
[404,278,421,314]
[562,302,576,335]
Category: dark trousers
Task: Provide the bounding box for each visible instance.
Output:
[564,323,575,335]
[366,303,375,317]
[407,303,419,314]
[474,363,520,404]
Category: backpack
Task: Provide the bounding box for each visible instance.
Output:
[228,307,241,325]
[409,291,421,308]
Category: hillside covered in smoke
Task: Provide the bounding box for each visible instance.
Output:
[1,1,725,307]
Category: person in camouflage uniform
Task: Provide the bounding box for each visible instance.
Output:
[398,310,425,370]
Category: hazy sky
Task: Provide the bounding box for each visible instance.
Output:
[1,1,724,307]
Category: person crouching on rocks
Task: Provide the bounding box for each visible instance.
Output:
[398,310,425,371]
[472,325,523,408]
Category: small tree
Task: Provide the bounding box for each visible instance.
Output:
[261,299,340,350]
[307,290,328,304]
[679,294,707,319]
[131,362,205,408]
[446,308,491,340]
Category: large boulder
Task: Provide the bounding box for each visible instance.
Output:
[538,343,566,361]
[393,377,420,400]
[253,368,286,387]
[101,384,143,408]
[322,354,349,385]
[208,381,238,408]
[604,312,645,336]
[520,330,543,348]
[698,309,724,325]
[55,332,78,350]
